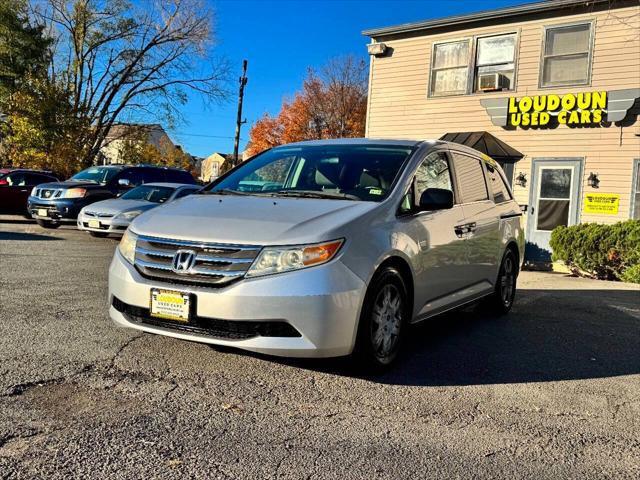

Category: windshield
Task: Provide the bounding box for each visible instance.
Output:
[70,167,119,184]
[121,185,175,203]
[206,144,414,201]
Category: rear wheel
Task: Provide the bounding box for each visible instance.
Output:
[353,266,409,371]
[36,219,60,229]
[89,231,109,238]
[483,249,518,315]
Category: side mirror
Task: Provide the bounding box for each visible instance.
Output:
[118,178,131,188]
[419,188,454,211]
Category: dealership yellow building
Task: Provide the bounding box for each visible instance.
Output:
[363,0,640,261]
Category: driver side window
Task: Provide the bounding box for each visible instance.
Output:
[400,151,454,214]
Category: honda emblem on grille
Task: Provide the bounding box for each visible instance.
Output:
[44,190,51,198]
[172,250,196,274]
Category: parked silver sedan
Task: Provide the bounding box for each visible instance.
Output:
[78,183,200,237]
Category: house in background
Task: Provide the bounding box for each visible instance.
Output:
[201,152,233,182]
[99,123,175,165]
[363,0,640,263]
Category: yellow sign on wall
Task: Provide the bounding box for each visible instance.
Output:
[508,91,607,127]
[583,193,620,215]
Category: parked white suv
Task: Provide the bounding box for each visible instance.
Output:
[109,139,524,369]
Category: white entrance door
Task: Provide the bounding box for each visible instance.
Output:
[526,158,583,262]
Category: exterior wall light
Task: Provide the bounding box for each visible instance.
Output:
[367,42,388,57]
[515,172,527,188]
[588,172,600,188]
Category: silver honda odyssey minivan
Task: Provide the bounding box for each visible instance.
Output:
[109,139,524,369]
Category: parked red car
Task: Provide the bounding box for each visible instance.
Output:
[0,169,59,215]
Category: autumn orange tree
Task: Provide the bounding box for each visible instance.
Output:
[246,56,368,155]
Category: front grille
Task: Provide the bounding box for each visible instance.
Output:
[84,211,114,218]
[112,297,301,339]
[29,204,59,215]
[34,188,63,199]
[134,235,261,287]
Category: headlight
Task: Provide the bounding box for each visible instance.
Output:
[117,210,142,220]
[63,188,87,198]
[246,239,344,278]
[118,229,138,265]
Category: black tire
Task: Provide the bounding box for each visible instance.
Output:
[36,218,60,229]
[483,248,518,315]
[353,266,410,371]
[89,231,109,238]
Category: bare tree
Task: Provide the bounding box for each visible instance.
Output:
[32,0,227,167]
[304,55,368,139]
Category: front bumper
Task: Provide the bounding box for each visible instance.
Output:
[108,250,367,358]
[77,211,130,235]
[27,196,84,222]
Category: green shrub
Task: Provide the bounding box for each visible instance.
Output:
[620,264,640,284]
[549,220,640,281]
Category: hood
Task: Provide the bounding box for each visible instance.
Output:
[83,198,156,216]
[131,194,379,245]
[37,180,105,190]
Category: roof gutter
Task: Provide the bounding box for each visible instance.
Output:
[362,0,612,38]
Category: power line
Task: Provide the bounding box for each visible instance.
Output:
[169,132,246,140]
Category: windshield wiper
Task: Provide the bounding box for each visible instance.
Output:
[270,190,359,201]
[199,188,256,196]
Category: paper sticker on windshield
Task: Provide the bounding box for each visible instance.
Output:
[369,188,383,196]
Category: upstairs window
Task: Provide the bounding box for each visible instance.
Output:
[429,33,518,97]
[475,34,517,92]
[430,40,471,96]
[540,22,593,87]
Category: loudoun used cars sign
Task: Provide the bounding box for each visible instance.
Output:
[480,88,640,128]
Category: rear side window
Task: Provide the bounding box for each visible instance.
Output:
[139,168,164,184]
[452,153,489,203]
[165,169,196,184]
[25,173,56,185]
[5,172,27,185]
[118,169,145,186]
[486,163,512,203]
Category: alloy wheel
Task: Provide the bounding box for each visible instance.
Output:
[500,254,516,307]
[371,284,403,359]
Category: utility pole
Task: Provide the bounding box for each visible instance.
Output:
[232,60,248,167]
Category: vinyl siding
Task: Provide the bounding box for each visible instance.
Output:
[366,5,640,223]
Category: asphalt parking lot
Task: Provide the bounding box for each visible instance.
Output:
[0,215,639,479]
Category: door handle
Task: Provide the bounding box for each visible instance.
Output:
[454,223,476,237]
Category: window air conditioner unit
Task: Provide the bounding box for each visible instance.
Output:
[478,73,510,91]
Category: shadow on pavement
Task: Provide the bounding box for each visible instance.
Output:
[228,287,640,386]
[0,231,62,241]
[0,217,35,225]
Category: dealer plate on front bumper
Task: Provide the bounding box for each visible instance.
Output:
[150,289,191,322]
[38,208,48,217]
[88,219,100,229]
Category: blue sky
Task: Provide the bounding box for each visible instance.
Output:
[169,0,531,157]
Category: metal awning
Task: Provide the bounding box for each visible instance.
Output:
[440,131,523,163]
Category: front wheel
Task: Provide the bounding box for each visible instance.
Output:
[36,219,60,229]
[353,266,409,371]
[483,249,518,315]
